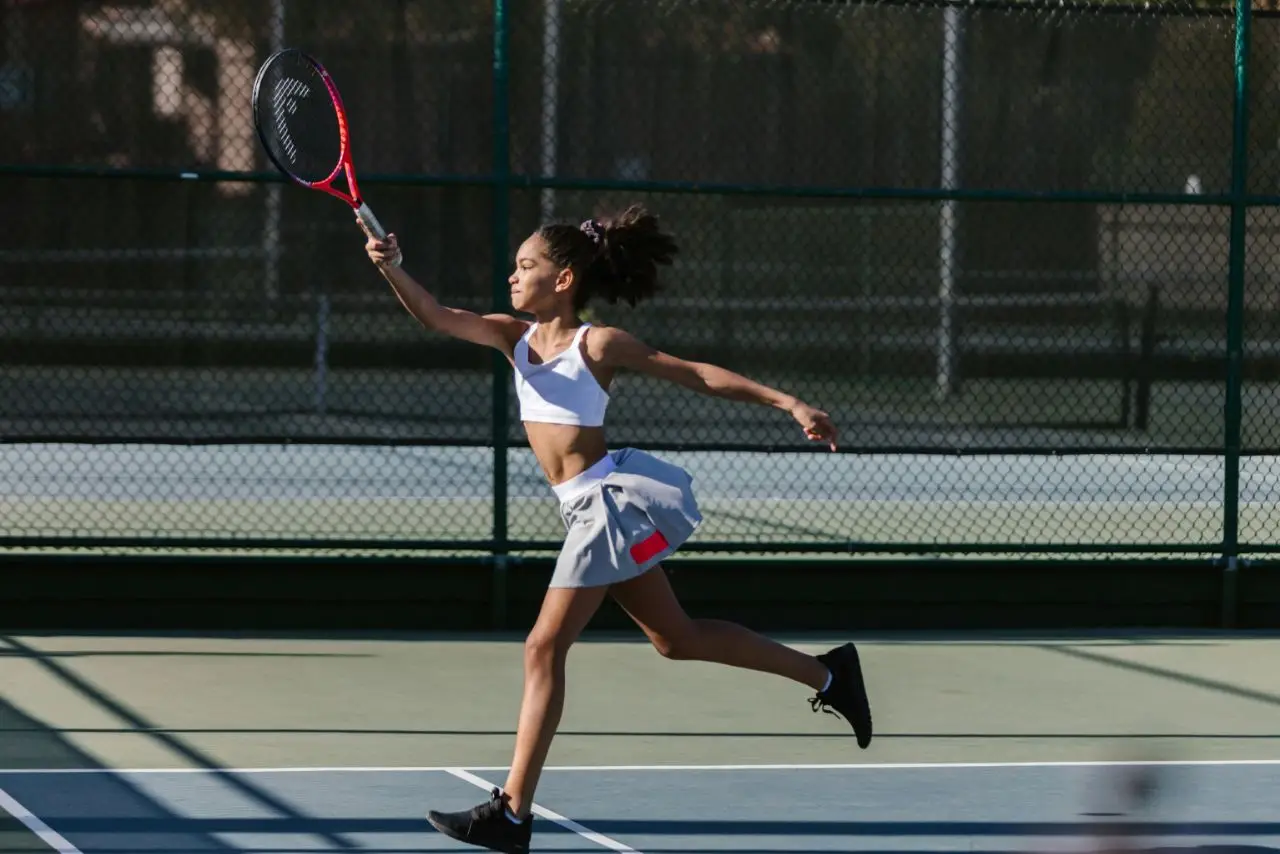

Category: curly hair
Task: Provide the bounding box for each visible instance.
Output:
[536,203,679,311]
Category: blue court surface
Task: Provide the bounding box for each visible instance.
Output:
[2,761,1278,854]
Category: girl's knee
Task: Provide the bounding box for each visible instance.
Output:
[651,620,702,661]
[524,627,572,668]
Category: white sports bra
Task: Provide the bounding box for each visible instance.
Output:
[513,323,610,427]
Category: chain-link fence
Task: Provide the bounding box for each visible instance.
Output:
[0,0,1273,562]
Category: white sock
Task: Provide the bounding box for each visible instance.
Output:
[820,668,833,693]
[505,808,523,824]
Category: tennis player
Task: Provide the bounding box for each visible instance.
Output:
[361,204,872,853]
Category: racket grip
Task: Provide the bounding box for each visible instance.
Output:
[355,201,401,268]
[355,201,388,240]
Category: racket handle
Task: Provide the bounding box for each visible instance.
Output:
[355,201,388,240]
[355,201,401,268]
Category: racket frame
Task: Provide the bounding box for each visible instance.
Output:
[252,48,387,240]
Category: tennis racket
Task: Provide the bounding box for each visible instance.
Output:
[251,48,388,241]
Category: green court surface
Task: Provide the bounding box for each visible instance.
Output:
[0,822,49,854]
[2,631,1280,853]
[2,624,1280,850]
[3,632,1280,771]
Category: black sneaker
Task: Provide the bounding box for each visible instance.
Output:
[810,642,873,748]
[427,788,532,854]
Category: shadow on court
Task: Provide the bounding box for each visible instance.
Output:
[1036,644,1280,709]
[0,694,241,853]
[0,635,365,852]
[1,708,1278,854]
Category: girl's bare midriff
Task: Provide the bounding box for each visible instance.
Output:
[524,422,610,485]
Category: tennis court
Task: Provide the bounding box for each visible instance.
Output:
[2,631,1279,853]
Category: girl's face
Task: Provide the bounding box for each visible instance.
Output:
[509,233,574,314]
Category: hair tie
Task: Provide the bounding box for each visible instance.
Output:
[580,219,603,246]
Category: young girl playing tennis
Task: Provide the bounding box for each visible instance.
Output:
[361,204,873,854]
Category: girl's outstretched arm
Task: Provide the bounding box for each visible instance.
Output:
[364,229,526,355]
[590,326,839,450]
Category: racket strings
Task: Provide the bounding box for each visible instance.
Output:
[255,56,342,185]
[271,76,309,164]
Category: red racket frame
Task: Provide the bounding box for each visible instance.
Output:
[253,49,387,240]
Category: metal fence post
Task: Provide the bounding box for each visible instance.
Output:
[1222,0,1251,628]
[490,0,512,629]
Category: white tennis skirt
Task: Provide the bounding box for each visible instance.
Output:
[549,447,703,588]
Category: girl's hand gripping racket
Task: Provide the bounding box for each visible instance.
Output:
[252,48,395,258]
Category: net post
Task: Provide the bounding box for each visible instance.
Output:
[491,0,512,582]
[1223,0,1250,593]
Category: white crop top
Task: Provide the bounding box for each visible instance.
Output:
[513,323,610,426]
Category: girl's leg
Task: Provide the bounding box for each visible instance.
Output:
[501,583,610,817]
[425,583,609,852]
[609,564,872,748]
[608,565,829,689]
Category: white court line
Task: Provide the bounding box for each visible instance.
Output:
[444,767,640,854]
[4,758,1280,775]
[0,786,84,854]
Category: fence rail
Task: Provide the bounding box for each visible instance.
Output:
[0,0,1277,567]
